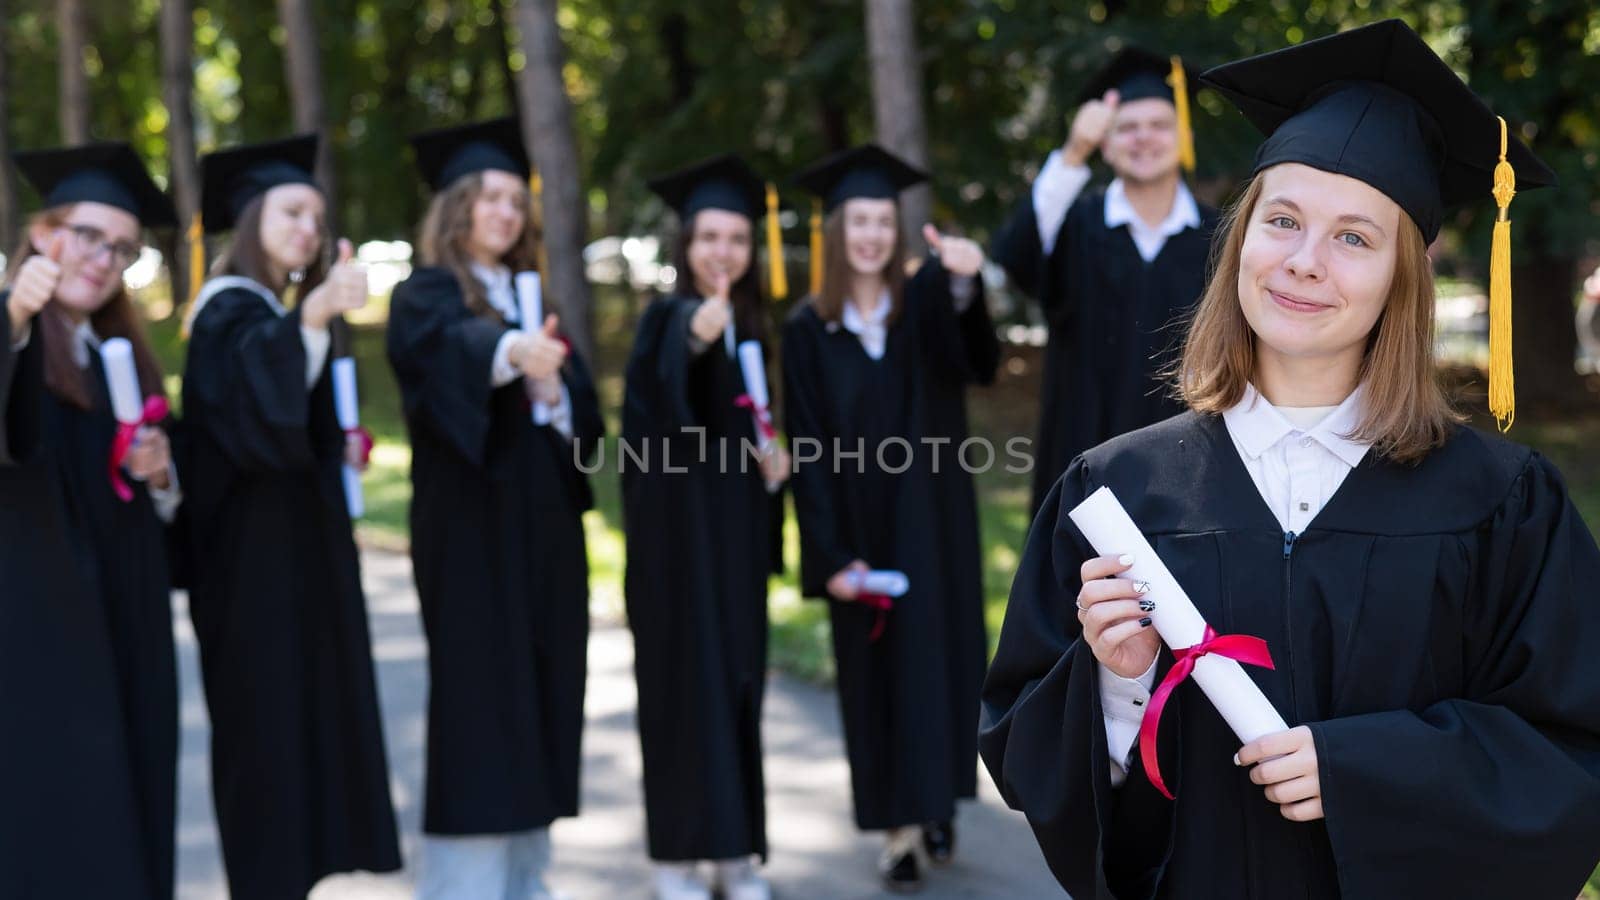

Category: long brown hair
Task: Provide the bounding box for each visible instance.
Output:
[1176,174,1461,463]
[808,204,907,326]
[207,192,330,300]
[670,209,767,343]
[417,171,543,320]
[5,206,164,411]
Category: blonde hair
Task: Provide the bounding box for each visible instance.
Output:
[1176,174,1461,464]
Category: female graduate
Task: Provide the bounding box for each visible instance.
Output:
[181,135,401,900]
[386,117,604,900]
[621,153,792,900]
[783,145,1000,893]
[0,144,180,900]
[980,20,1600,899]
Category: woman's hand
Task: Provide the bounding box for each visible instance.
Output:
[923,225,984,278]
[6,232,65,338]
[510,315,568,381]
[1238,726,1324,822]
[300,239,368,330]
[689,271,732,344]
[1076,554,1160,679]
[759,443,791,487]
[827,559,871,601]
[124,426,172,487]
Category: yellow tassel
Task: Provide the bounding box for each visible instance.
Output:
[529,170,550,278]
[1168,56,1196,174]
[809,198,824,296]
[180,212,204,339]
[1488,115,1516,432]
[765,182,788,300]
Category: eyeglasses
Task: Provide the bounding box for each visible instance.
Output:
[60,223,143,271]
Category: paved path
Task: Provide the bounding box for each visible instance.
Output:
[173,550,1061,899]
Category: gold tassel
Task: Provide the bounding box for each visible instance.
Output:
[179,212,205,339]
[809,198,824,296]
[1168,56,1196,174]
[765,182,788,300]
[1488,115,1516,432]
[529,170,550,278]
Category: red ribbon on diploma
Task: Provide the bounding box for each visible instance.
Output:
[346,425,374,466]
[108,396,170,502]
[1137,625,1276,800]
[733,394,776,443]
[857,592,894,642]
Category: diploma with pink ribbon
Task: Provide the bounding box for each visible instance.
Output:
[101,337,168,503]
[332,357,370,518]
[515,271,554,427]
[851,569,909,642]
[1067,486,1286,799]
[734,340,781,493]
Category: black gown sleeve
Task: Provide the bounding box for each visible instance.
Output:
[907,257,1000,388]
[990,194,1047,300]
[1309,452,1600,898]
[781,312,857,598]
[385,269,510,467]
[979,460,1179,898]
[0,297,42,466]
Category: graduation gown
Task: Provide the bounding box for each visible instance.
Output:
[386,266,604,836]
[621,292,783,862]
[182,282,401,899]
[0,309,177,900]
[782,260,1000,829]
[991,186,1218,513]
[980,411,1600,899]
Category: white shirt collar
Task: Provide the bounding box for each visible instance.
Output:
[71,320,102,369]
[1222,382,1371,469]
[471,262,517,320]
[840,290,892,360]
[1103,177,1201,236]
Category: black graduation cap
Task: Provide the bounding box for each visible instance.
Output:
[1201,18,1556,430]
[1077,46,1194,106]
[1199,19,1555,243]
[646,153,767,222]
[199,134,319,234]
[409,117,530,192]
[12,142,177,228]
[792,144,928,215]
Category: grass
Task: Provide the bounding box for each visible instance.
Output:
[144,290,1600,688]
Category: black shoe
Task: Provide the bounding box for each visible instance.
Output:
[880,847,923,894]
[921,820,955,866]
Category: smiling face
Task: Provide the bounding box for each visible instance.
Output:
[467,169,529,263]
[28,201,142,316]
[257,183,326,276]
[840,198,899,277]
[1101,97,1181,185]
[1237,163,1403,374]
[685,208,752,296]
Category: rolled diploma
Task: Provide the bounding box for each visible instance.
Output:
[736,340,781,493]
[101,338,143,425]
[853,569,909,597]
[515,271,553,426]
[332,357,365,519]
[1067,485,1288,745]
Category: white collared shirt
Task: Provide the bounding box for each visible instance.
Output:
[1099,383,1373,785]
[842,290,893,361]
[1030,149,1200,262]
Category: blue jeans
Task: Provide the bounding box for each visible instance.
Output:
[416,828,554,900]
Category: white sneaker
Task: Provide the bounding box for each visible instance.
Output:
[714,858,772,900]
[653,862,712,900]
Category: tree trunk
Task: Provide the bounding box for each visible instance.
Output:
[510,0,594,363]
[1511,255,1587,416]
[161,0,201,311]
[864,0,931,253]
[57,0,91,144]
[0,0,19,252]
[276,0,338,233]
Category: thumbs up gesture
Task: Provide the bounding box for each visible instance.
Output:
[512,313,569,381]
[302,238,368,329]
[7,230,66,338]
[690,270,732,344]
[923,224,984,278]
[1064,88,1120,166]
